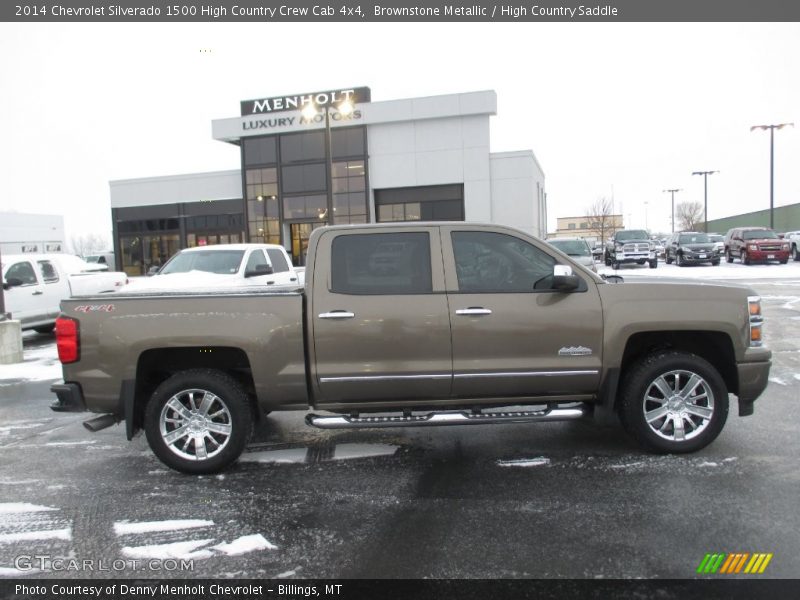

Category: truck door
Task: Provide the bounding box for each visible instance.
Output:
[442,227,603,399]
[310,227,452,405]
[2,259,48,325]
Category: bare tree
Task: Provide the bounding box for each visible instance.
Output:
[676,201,704,231]
[584,196,621,245]
[69,233,108,257]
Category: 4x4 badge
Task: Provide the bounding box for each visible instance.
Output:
[559,346,593,356]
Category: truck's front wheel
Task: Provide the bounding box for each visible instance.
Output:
[144,369,253,474]
[618,351,728,454]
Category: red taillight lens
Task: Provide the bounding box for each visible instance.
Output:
[55,317,79,364]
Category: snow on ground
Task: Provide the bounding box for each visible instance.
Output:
[114,519,214,536]
[331,443,398,461]
[212,534,278,555]
[121,539,216,561]
[0,503,57,514]
[597,260,800,281]
[240,448,309,464]
[497,457,551,468]
[0,528,71,543]
[0,344,61,384]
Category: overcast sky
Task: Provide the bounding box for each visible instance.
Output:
[1,22,799,242]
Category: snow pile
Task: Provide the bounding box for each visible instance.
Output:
[497,457,551,468]
[212,534,278,556]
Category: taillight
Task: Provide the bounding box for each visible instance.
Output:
[55,317,80,363]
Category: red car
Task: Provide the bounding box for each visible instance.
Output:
[724,227,790,265]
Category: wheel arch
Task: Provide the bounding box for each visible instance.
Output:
[128,347,257,439]
[607,331,737,411]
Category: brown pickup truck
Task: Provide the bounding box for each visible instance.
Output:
[50,223,771,473]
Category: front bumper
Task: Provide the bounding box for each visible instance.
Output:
[748,249,789,262]
[736,347,772,416]
[50,383,87,413]
[681,252,720,263]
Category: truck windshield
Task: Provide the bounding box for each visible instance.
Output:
[549,240,590,256]
[679,234,709,243]
[616,230,649,241]
[160,250,245,275]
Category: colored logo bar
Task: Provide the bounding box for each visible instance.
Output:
[697,553,773,574]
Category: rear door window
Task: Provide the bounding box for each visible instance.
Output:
[37,260,60,283]
[265,248,290,273]
[331,232,432,295]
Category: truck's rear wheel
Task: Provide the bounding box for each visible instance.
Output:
[144,369,253,474]
[618,351,728,454]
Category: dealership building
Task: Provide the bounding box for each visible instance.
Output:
[110,88,546,275]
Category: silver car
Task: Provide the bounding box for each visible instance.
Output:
[547,237,598,272]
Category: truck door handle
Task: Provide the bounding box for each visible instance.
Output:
[290,277,297,282]
[456,307,492,316]
[32,290,44,295]
[319,311,355,319]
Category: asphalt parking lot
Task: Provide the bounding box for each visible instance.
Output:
[1,264,799,580]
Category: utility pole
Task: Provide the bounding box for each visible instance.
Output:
[692,171,718,233]
[750,123,794,229]
[663,189,681,233]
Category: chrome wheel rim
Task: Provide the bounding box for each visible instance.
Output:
[641,370,714,442]
[159,388,233,461]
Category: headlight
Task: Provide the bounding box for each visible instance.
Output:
[748,244,758,251]
[783,244,790,251]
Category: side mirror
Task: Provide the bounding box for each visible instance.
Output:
[244,264,273,278]
[552,265,580,292]
[3,277,24,290]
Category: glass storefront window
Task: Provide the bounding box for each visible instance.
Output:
[331,160,367,225]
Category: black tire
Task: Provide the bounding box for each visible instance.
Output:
[676,252,684,267]
[144,369,253,474]
[604,252,612,267]
[618,351,729,454]
[612,259,620,270]
[742,250,751,265]
[665,251,673,265]
[780,258,788,265]
[792,245,800,262]
[33,324,55,334]
[711,260,720,266]
[649,259,657,269]
[725,249,733,263]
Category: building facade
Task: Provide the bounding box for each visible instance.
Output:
[0,212,65,255]
[551,214,623,243]
[110,88,546,275]
[705,202,800,234]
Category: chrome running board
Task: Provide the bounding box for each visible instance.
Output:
[306,403,589,429]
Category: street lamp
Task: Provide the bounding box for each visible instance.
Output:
[302,99,354,224]
[663,188,682,233]
[691,170,718,233]
[750,122,794,229]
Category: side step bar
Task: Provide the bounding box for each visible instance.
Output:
[306,403,589,429]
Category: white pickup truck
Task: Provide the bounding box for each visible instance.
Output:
[2,254,128,332]
[121,244,300,291]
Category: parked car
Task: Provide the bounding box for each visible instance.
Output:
[547,237,597,272]
[651,238,666,260]
[707,233,725,257]
[724,227,790,265]
[120,244,299,291]
[604,229,657,269]
[664,232,720,266]
[83,252,115,271]
[51,222,770,474]
[1,254,127,332]
[784,231,800,262]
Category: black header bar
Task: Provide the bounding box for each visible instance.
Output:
[3,1,800,22]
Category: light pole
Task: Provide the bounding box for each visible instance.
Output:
[302,99,354,224]
[663,188,681,233]
[692,170,718,233]
[750,123,794,229]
